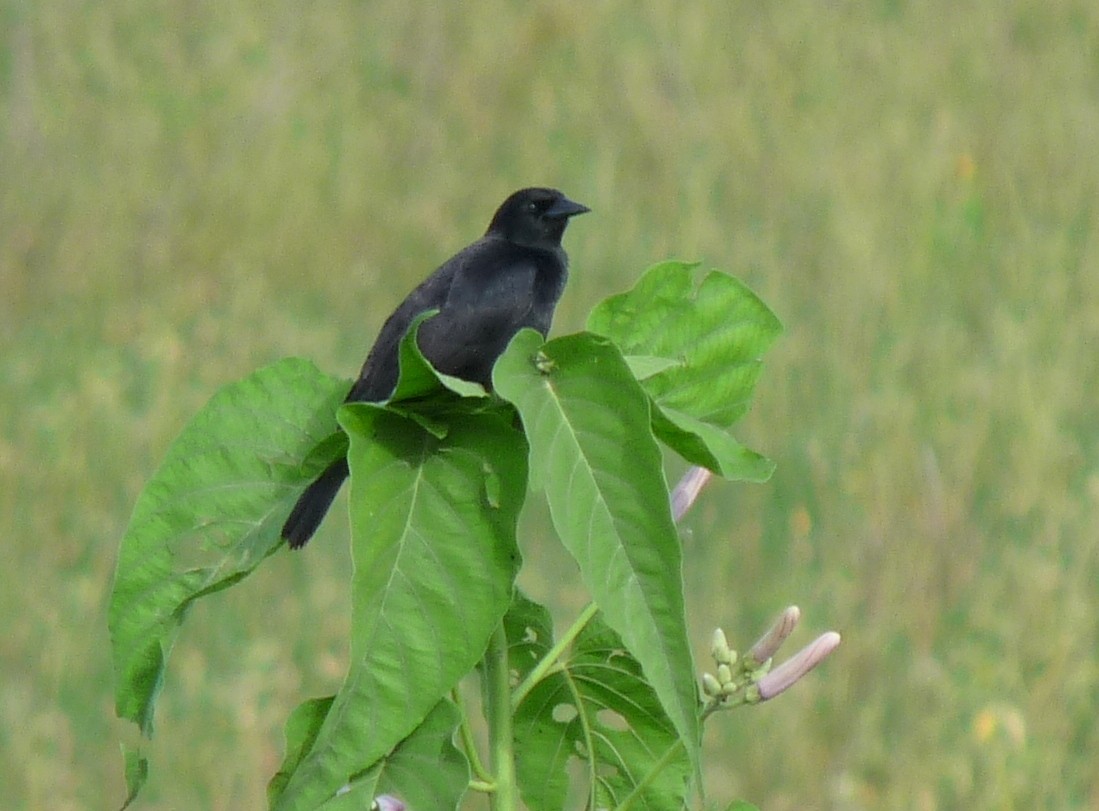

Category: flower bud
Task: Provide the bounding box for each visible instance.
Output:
[756,632,840,701]
[373,796,406,811]
[716,663,734,686]
[710,628,735,665]
[702,672,722,697]
[671,466,713,522]
[747,606,801,667]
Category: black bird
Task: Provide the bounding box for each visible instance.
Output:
[282,187,589,548]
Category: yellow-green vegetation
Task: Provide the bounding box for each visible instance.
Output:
[3,2,1097,808]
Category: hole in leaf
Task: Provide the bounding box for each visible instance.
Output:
[596,708,630,732]
[553,703,577,723]
[596,761,620,778]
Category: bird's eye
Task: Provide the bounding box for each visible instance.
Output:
[527,200,540,214]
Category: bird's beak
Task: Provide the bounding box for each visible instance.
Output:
[545,196,591,219]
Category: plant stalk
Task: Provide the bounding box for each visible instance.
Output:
[511,601,599,710]
[485,623,518,811]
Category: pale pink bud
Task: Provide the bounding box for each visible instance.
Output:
[373,795,406,811]
[756,632,840,701]
[671,466,712,522]
[747,606,801,666]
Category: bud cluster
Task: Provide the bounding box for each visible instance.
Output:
[700,607,840,715]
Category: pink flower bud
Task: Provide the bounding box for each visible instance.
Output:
[373,795,406,811]
[756,632,840,701]
[747,606,801,666]
[671,466,712,522]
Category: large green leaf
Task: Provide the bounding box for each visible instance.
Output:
[505,593,689,811]
[652,408,774,483]
[109,358,348,735]
[271,698,468,811]
[494,330,700,780]
[588,261,782,479]
[385,313,499,444]
[270,402,526,810]
[388,310,489,405]
[320,699,468,811]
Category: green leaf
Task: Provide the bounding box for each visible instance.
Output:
[588,261,782,424]
[268,696,336,805]
[270,402,526,810]
[588,261,782,478]
[384,311,491,439]
[271,699,468,811]
[108,358,349,736]
[504,593,690,811]
[502,591,557,691]
[652,409,774,483]
[500,594,563,809]
[321,699,468,811]
[119,744,148,810]
[494,330,700,781]
[389,310,489,405]
[624,355,681,380]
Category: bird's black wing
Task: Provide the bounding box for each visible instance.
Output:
[417,238,565,387]
[284,255,467,548]
[347,237,565,399]
[343,249,465,403]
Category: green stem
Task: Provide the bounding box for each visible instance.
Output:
[485,623,518,811]
[512,602,599,710]
[451,687,494,789]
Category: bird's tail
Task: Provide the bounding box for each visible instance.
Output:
[282,457,349,549]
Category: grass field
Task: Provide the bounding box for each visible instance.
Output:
[3,2,1099,808]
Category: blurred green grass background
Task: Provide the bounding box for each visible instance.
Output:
[3,1,1098,808]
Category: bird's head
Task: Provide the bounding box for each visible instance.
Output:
[486,187,590,250]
